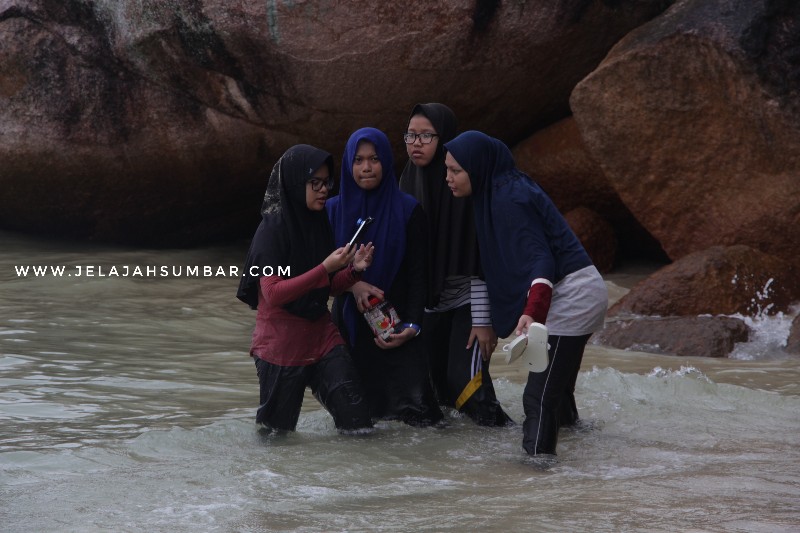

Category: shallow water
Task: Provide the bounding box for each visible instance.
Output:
[2,231,799,532]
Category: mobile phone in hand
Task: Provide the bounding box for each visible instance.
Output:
[347,216,373,251]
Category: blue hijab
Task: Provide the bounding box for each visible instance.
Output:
[444,131,591,337]
[327,127,418,343]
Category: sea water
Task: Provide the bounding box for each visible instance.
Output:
[1,230,799,532]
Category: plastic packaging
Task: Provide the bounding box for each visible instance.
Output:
[363,296,401,341]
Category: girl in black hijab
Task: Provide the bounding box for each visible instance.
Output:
[237,144,375,433]
[399,104,513,427]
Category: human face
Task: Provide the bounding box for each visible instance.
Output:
[352,141,383,191]
[445,152,472,197]
[305,165,332,211]
[405,114,438,167]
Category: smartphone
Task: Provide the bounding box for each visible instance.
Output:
[347,216,373,251]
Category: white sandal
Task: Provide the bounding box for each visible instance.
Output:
[503,322,550,372]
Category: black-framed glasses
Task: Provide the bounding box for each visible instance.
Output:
[308,177,334,192]
[403,132,439,144]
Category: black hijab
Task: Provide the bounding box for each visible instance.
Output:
[236,144,335,320]
[399,103,482,307]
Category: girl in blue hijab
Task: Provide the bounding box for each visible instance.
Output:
[444,131,608,457]
[327,128,443,426]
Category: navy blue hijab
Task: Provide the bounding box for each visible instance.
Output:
[444,131,591,337]
[327,127,418,342]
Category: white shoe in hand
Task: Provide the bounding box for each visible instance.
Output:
[503,334,528,364]
[522,322,549,373]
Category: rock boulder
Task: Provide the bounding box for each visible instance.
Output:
[0,0,673,244]
[571,0,800,269]
[512,116,668,262]
[593,315,750,358]
[563,206,617,273]
[610,245,800,317]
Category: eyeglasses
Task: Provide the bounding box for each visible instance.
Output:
[403,132,439,144]
[308,178,334,192]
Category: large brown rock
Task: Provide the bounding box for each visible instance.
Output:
[512,116,668,261]
[563,206,617,273]
[0,1,270,244]
[593,316,750,358]
[513,117,625,219]
[570,0,800,269]
[0,0,672,244]
[610,245,800,317]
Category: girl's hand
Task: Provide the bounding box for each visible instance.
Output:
[467,326,498,361]
[515,314,534,336]
[322,246,356,273]
[350,281,384,313]
[352,242,374,273]
[374,326,417,350]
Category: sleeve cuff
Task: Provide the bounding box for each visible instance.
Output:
[524,279,553,324]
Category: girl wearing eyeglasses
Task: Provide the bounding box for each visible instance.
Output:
[399,104,513,427]
[327,128,443,427]
[237,144,375,434]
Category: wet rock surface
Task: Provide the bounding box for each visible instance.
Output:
[593,315,750,358]
[610,245,799,318]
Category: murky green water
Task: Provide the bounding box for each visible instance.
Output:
[2,230,799,532]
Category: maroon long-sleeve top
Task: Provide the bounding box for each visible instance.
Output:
[250,263,360,366]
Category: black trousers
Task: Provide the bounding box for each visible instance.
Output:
[423,304,513,427]
[254,345,373,432]
[522,333,591,455]
[351,318,444,427]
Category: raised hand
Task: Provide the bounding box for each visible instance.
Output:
[352,242,374,273]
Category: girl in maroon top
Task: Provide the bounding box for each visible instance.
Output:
[237,144,375,433]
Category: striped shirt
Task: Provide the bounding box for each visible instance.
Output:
[427,275,492,327]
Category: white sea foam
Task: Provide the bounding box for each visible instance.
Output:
[729,306,798,359]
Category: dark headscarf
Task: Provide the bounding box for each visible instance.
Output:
[399,103,481,308]
[327,127,418,342]
[444,131,591,337]
[237,144,335,320]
